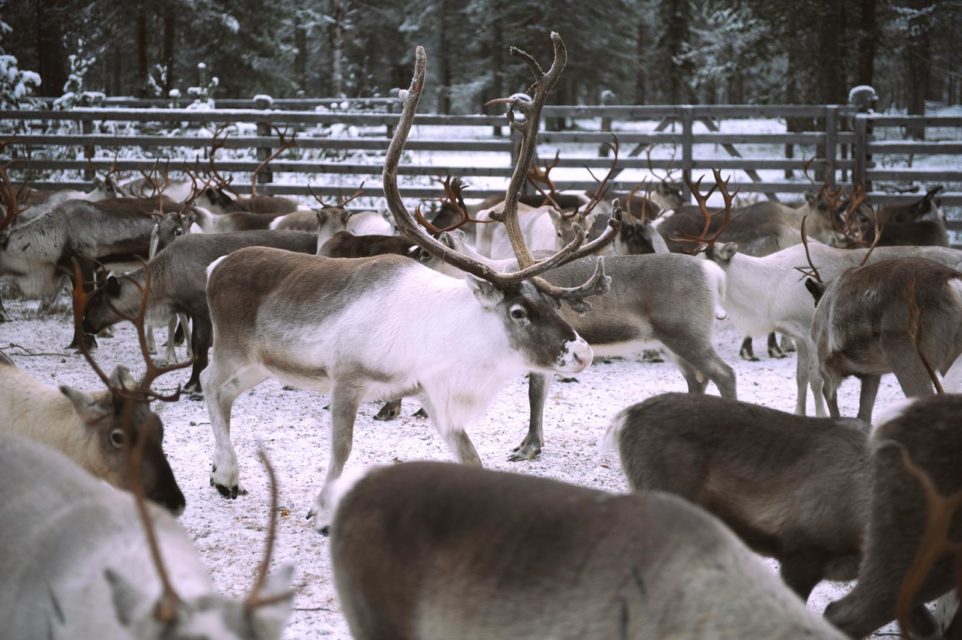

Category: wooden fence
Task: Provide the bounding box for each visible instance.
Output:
[1,102,960,215]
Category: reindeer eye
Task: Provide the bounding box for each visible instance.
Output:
[109,429,125,448]
[175,227,184,236]
[510,305,528,320]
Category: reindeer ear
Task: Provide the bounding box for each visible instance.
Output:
[109,365,137,392]
[805,278,826,305]
[104,568,151,626]
[60,385,111,425]
[710,242,737,263]
[465,275,504,309]
[106,274,122,296]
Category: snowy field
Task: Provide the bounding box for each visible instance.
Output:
[0,292,909,638]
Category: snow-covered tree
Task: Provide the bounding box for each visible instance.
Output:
[0,18,40,108]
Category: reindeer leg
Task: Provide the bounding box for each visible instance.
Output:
[310,382,362,533]
[793,339,811,415]
[201,360,267,499]
[184,318,211,398]
[161,315,178,364]
[738,336,758,362]
[780,335,797,353]
[857,375,882,424]
[662,336,736,400]
[767,332,788,359]
[146,325,157,356]
[778,550,826,603]
[510,372,551,462]
[420,393,482,467]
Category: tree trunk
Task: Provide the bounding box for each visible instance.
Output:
[635,19,647,104]
[436,0,450,114]
[816,0,845,104]
[36,1,68,97]
[136,11,149,97]
[855,0,877,86]
[294,19,308,94]
[162,2,176,95]
[330,0,345,97]
[904,0,931,139]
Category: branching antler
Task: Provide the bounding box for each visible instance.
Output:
[307,183,365,212]
[384,40,620,311]
[414,176,491,235]
[483,32,571,269]
[580,134,620,219]
[671,169,737,254]
[893,443,962,637]
[251,126,297,196]
[205,123,238,198]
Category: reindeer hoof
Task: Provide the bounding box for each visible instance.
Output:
[768,346,788,359]
[641,349,664,363]
[68,333,98,351]
[738,348,760,362]
[373,401,401,421]
[558,376,578,383]
[318,525,331,537]
[412,407,428,419]
[509,441,542,462]
[213,481,239,499]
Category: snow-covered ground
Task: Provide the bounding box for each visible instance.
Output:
[0,293,907,638]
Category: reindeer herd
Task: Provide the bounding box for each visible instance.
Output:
[1,33,962,639]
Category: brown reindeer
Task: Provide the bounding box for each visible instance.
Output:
[328,461,846,640]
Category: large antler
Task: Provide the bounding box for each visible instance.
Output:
[0,136,26,232]
[384,40,620,309]
[892,443,962,637]
[671,169,736,253]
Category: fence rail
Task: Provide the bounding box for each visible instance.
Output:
[1,102,960,207]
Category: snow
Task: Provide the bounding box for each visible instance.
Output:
[0,294,907,638]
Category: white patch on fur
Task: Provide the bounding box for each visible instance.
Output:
[650,208,676,229]
[699,260,728,320]
[557,337,592,372]
[944,355,962,393]
[206,255,228,282]
[322,464,380,529]
[599,408,629,455]
[873,397,918,432]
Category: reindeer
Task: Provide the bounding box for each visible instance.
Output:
[703,234,962,417]
[0,433,293,638]
[328,461,846,639]
[269,184,390,240]
[841,186,949,248]
[605,392,870,601]
[422,228,735,460]
[807,256,962,423]
[0,197,190,303]
[824,395,962,639]
[83,230,319,395]
[318,230,417,258]
[0,359,185,513]
[200,40,617,528]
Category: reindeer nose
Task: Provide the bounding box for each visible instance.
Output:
[558,336,593,373]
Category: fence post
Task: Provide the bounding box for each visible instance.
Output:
[824,105,838,188]
[680,106,693,201]
[81,114,95,182]
[853,113,868,191]
[254,94,274,192]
